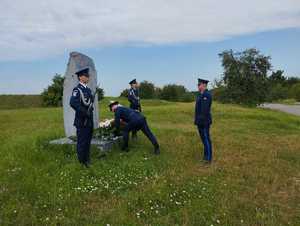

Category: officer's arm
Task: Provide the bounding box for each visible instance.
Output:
[114,109,121,130]
[194,97,200,125]
[209,94,212,110]
[128,90,134,103]
[204,94,212,114]
[70,88,88,117]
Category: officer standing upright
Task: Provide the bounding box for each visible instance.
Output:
[194,78,213,163]
[109,101,160,154]
[70,68,94,167]
[128,79,142,139]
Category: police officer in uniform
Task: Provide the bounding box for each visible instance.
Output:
[194,78,213,163]
[70,68,94,167]
[109,101,160,154]
[128,79,141,111]
[128,79,142,139]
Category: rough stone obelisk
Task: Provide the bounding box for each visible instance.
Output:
[63,52,99,137]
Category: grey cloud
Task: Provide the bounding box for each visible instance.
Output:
[1,0,300,61]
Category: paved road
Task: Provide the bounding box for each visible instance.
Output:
[260,103,300,116]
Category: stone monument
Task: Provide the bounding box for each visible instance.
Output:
[63,52,99,137]
[50,52,121,151]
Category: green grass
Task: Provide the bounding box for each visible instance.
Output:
[0,95,42,109]
[0,98,299,226]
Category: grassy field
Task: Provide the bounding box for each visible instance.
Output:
[0,98,299,226]
[0,95,42,109]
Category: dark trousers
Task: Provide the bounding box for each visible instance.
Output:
[76,126,93,164]
[197,126,212,162]
[130,106,141,138]
[123,118,159,148]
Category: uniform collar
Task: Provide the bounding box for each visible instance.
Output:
[200,89,207,95]
[79,82,87,89]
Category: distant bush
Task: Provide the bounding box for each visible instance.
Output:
[211,87,227,103]
[96,87,104,100]
[120,88,129,98]
[289,83,300,101]
[41,74,64,107]
[139,81,155,99]
[180,92,196,102]
[120,82,195,102]
[159,84,188,101]
[267,84,288,102]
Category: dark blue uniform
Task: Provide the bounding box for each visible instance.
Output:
[194,90,213,162]
[70,83,94,165]
[128,87,141,138]
[114,106,159,152]
[128,88,141,111]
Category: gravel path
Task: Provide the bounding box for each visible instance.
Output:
[260,103,300,116]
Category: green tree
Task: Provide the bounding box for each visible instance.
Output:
[269,70,285,84]
[267,70,287,101]
[159,84,188,101]
[285,76,300,87]
[289,83,300,101]
[41,74,64,107]
[96,87,104,100]
[219,48,271,106]
[120,89,129,98]
[139,81,155,99]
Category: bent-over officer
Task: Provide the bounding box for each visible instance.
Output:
[109,101,160,154]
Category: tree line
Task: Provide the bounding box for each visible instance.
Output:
[120,81,195,102]
[213,48,300,106]
[41,48,300,107]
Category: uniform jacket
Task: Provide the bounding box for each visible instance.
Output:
[70,83,94,128]
[128,88,140,110]
[114,106,144,129]
[194,90,212,127]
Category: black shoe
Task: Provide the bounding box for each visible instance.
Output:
[121,146,129,152]
[82,162,90,168]
[154,147,160,155]
[201,160,212,165]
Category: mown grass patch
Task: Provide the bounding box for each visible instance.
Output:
[0,98,299,225]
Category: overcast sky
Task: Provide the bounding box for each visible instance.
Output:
[1,0,300,95]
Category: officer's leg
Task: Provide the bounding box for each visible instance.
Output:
[132,130,137,140]
[131,107,138,140]
[76,127,85,164]
[203,127,212,162]
[140,119,160,150]
[197,126,208,161]
[122,124,131,151]
[84,127,93,164]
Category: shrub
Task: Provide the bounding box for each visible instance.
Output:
[41,74,64,107]
[289,83,300,101]
[159,84,187,101]
[139,81,155,99]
